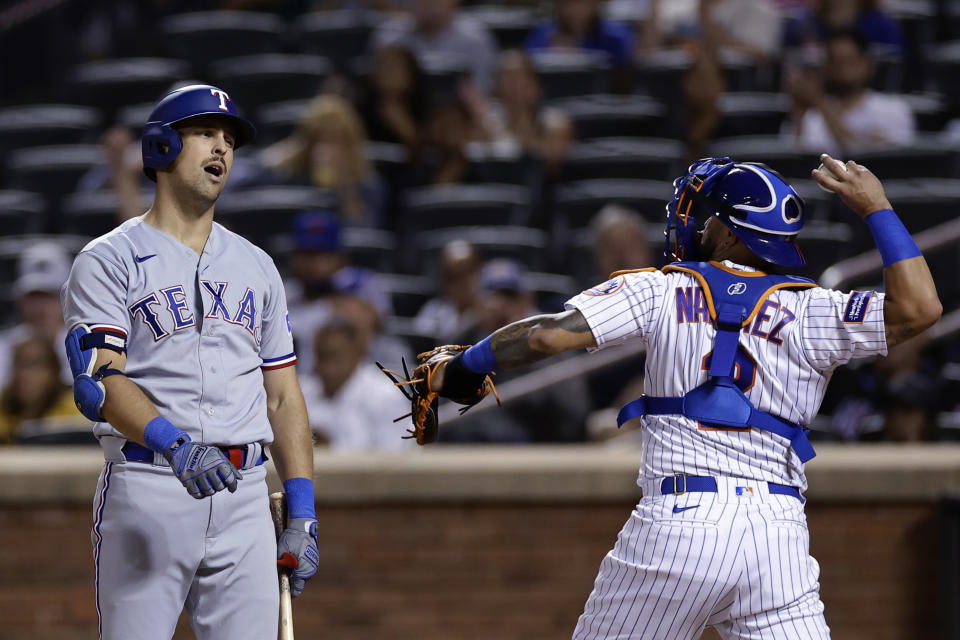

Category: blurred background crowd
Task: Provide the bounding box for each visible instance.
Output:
[1,0,959,449]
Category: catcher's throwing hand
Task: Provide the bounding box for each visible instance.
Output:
[812,153,893,219]
[277,517,320,598]
[376,345,501,444]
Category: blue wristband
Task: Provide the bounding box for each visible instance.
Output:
[142,416,188,454]
[865,208,921,268]
[283,477,316,520]
[461,335,499,374]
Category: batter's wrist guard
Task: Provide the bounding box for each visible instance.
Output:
[144,416,190,455]
[283,478,316,520]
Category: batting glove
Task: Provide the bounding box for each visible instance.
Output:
[277,517,319,597]
[163,435,242,499]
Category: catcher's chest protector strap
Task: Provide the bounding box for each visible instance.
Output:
[617,261,819,462]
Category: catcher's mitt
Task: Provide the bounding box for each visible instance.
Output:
[376,345,500,445]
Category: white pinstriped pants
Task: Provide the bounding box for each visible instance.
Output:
[573,481,830,640]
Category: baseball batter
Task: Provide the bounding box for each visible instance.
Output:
[61,85,319,639]
[418,155,940,638]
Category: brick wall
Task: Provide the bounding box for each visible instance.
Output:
[0,500,942,640]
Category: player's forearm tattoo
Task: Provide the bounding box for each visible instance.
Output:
[490,311,591,369]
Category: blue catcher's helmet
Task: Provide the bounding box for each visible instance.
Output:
[141,84,256,182]
[664,157,806,267]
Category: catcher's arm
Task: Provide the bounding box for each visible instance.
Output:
[433,309,596,388]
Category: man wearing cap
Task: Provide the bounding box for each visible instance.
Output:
[0,242,73,388]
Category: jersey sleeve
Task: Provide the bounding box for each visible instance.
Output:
[259,259,297,370]
[798,288,887,371]
[564,271,666,351]
[61,250,131,335]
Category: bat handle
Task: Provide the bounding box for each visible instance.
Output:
[270,492,295,640]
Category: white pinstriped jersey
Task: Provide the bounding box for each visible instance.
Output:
[565,260,886,490]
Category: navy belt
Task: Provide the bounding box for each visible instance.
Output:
[121,441,267,469]
[659,475,803,502]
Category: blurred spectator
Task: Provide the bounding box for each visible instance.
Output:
[0,338,83,444]
[75,125,145,223]
[401,98,484,186]
[329,292,413,368]
[413,240,482,343]
[782,0,904,53]
[641,0,784,61]
[785,28,915,154]
[445,259,590,443]
[0,243,72,387]
[300,317,412,451]
[356,44,432,157]
[263,94,386,226]
[589,204,653,285]
[824,333,943,442]
[284,211,392,373]
[525,0,635,86]
[465,49,575,177]
[370,0,499,93]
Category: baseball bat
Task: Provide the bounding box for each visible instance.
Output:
[269,491,295,640]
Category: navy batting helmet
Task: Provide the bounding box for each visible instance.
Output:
[664,157,806,267]
[141,84,256,182]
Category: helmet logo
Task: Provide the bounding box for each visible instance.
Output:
[781,194,803,225]
[727,282,747,295]
[210,88,231,112]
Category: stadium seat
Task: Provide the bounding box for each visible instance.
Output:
[0,191,47,236]
[417,52,472,102]
[834,179,960,243]
[160,11,286,73]
[705,136,819,181]
[401,183,533,232]
[902,92,951,132]
[215,186,339,244]
[844,139,959,180]
[526,271,579,312]
[415,225,549,273]
[209,55,332,114]
[0,105,101,151]
[378,273,435,318]
[465,144,537,186]
[789,179,835,222]
[61,191,153,239]
[461,5,537,49]
[553,178,672,229]
[6,144,103,199]
[928,40,960,107]
[341,227,397,272]
[530,50,614,100]
[794,221,856,281]
[562,137,686,182]
[715,92,790,138]
[68,58,191,114]
[256,99,311,145]
[296,10,379,73]
[549,94,667,139]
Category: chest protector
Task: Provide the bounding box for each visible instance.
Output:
[616,261,818,462]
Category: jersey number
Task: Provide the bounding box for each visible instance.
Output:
[699,347,757,432]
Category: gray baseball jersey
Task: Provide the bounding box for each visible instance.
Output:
[62,216,296,444]
[63,215,295,640]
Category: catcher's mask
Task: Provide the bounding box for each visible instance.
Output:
[663,157,806,267]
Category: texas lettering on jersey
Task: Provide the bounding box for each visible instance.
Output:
[128,281,260,343]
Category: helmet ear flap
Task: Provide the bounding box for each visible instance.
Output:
[141,123,183,181]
